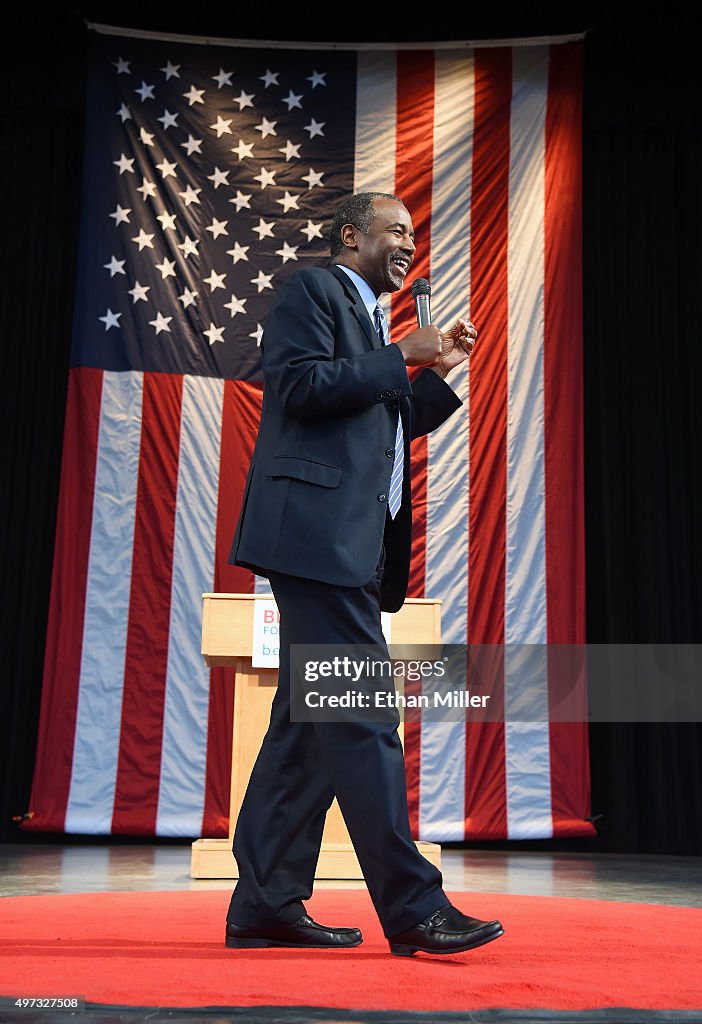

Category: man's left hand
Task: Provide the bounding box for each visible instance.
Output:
[432,318,478,378]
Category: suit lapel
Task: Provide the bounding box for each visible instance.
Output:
[328,265,380,351]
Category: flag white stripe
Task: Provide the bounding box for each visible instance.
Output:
[354,50,397,329]
[354,51,397,194]
[65,371,143,834]
[254,574,273,594]
[420,51,475,841]
[505,46,552,838]
[157,375,224,836]
[504,647,553,837]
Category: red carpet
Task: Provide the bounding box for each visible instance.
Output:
[0,889,700,1012]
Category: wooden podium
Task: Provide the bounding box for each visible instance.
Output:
[191,593,443,879]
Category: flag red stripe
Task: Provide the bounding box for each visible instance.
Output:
[393,50,435,838]
[465,48,512,838]
[112,373,183,834]
[213,380,261,597]
[24,368,104,832]
[202,380,262,837]
[544,42,593,834]
[544,42,585,648]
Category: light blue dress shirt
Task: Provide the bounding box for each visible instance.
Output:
[336,264,382,328]
[335,266,404,518]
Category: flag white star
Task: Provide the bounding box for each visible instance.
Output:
[206,218,229,239]
[251,270,274,292]
[204,323,226,345]
[156,158,177,179]
[213,68,234,88]
[117,104,132,122]
[279,140,301,161]
[137,178,157,200]
[156,211,177,230]
[203,269,226,291]
[275,242,299,263]
[178,288,197,308]
[149,312,173,334]
[160,61,181,80]
[184,85,205,105]
[231,139,254,160]
[302,167,324,189]
[226,242,250,263]
[229,191,252,212]
[179,185,202,206]
[249,323,264,345]
[254,166,276,189]
[259,69,279,88]
[210,115,233,137]
[99,309,122,330]
[234,89,255,110]
[128,281,150,303]
[304,118,325,138]
[135,81,155,102]
[132,229,155,250]
[178,236,199,257]
[252,217,275,240]
[282,90,303,110]
[223,294,247,317]
[114,154,135,175]
[181,135,202,155]
[113,57,131,75]
[208,167,230,188]
[254,117,277,139]
[158,109,179,129]
[110,204,131,225]
[103,255,126,276]
[307,69,327,88]
[301,219,324,241]
[139,127,155,147]
[155,258,177,279]
[276,191,300,213]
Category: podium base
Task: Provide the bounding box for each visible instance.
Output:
[190,838,442,880]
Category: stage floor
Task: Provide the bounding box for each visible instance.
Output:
[1,843,700,907]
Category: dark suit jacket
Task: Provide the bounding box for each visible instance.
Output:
[229,264,463,612]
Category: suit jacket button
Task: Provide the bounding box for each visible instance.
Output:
[375,392,383,401]
[385,448,394,458]
[393,388,402,396]
[378,493,387,502]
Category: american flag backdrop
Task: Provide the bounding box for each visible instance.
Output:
[25,26,594,841]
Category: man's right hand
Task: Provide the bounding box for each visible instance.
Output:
[396,325,443,366]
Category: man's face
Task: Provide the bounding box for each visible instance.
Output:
[345,198,416,295]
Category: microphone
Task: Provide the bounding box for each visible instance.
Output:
[411,278,432,328]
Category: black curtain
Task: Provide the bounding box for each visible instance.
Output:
[2,3,700,851]
[582,8,702,853]
[1,9,86,842]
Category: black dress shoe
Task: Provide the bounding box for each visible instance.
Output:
[225,913,362,949]
[388,903,504,956]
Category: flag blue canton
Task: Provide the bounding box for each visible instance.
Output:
[71,36,357,381]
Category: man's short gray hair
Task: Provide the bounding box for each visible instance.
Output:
[329,191,403,259]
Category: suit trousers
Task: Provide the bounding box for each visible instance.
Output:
[226,549,447,938]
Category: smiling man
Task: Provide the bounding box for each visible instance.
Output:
[225,191,504,957]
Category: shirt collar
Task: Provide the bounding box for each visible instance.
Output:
[336,265,380,321]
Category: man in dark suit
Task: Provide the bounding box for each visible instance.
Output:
[225,192,504,956]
